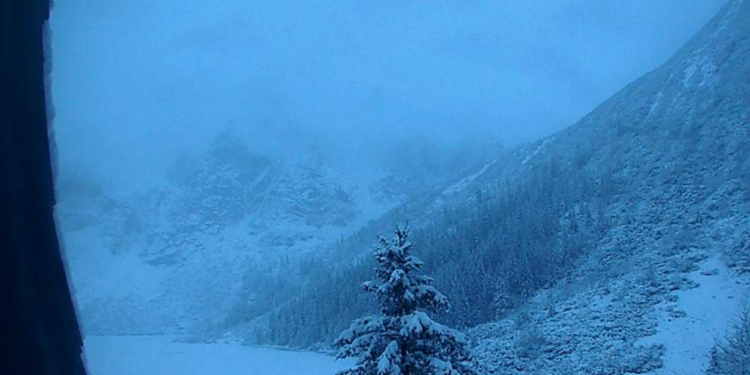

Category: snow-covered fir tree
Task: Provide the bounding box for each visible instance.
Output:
[334,226,476,375]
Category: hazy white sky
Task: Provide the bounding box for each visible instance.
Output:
[50,0,727,191]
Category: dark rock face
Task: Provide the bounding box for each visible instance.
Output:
[0,1,87,374]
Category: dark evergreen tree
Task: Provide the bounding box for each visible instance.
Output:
[708,306,750,375]
[334,227,476,375]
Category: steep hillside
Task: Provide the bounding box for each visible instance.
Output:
[424,1,750,373]
[254,2,750,374]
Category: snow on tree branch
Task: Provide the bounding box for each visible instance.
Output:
[334,226,476,375]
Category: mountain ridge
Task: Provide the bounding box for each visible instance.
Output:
[57,133,499,334]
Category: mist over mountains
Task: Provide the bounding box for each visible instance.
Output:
[51,0,723,195]
[51,1,750,375]
[57,132,500,334]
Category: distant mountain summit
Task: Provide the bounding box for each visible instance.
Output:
[57,130,497,334]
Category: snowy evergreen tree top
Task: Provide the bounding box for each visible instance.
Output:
[334,227,476,375]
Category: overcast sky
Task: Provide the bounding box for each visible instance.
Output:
[50,0,727,191]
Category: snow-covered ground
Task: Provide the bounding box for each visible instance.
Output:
[639,256,750,375]
[83,336,352,375]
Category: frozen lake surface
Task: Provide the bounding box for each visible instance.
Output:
[83,335,352,375]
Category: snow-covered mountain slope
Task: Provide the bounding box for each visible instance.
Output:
[57,132,498,335]
[456,1,750,373]
[251,0,750,371]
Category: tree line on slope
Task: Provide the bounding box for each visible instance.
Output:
[248,158,619,348]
